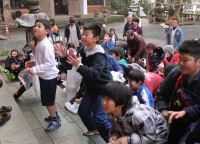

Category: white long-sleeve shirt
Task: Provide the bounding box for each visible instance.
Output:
[32,37,58,80]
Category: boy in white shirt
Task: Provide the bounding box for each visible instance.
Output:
[26,19,60,132]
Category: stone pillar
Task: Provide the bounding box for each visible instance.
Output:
[39,0,55,18]
[3,0,12,23]
[68,0,85,17]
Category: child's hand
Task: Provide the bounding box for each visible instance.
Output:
[168,110,186,124]
[25,61,35,68]
[67,55,80,68]
[54,43,66,58]
[116,136,128,144]
[27,68,34,75]
[109,136,117,144]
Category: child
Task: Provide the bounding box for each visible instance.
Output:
[16,52,25,70]
[78,20,84,35]
[57,23,113,142]
[101,32,114,54]
[13,38,37,100]
[110,46,129,79]
[146,43,157,71]
[102,81,169,144]
[163,45,179,67]
[5,49,21,78]
[26,19,60,132]
[110,28,118,45]
[157,39,200,143]
[128,69,154,108]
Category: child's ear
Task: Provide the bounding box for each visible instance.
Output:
[197,59,200,67]
[138,81,143,86]
[45,29,50,34]
[95,36,100,43]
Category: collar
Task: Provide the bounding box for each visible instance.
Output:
[183,70,200,81]
[85,44,104,57]
[132,84,144,96]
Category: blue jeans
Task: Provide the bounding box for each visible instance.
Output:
[78,91,111,142]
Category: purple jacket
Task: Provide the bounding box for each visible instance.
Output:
[127,34,146,60]
[128,25,143,36]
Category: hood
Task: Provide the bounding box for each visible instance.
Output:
[118,59,128,68]
[85,44,105,57]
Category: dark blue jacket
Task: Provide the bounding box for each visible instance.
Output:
[106,54,123,74]
[77,45,113,96]
[101,41,114,54]
[157,67,200,121]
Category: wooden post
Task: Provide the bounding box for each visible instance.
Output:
[3,0,12,23]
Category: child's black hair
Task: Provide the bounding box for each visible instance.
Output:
[128,69,145,83]
[78,20,84,26]
[102,81,132,115]
[35,19,51,30]
[68,43,75,49]
[110,46,125,59]
[104,32,112,38]
[110,28,115,33]
[83,22,101,38]
[164,63,178,78]
[179,39,200,61]
[16,52,24,59]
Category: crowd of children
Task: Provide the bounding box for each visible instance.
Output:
[4,15,200,144]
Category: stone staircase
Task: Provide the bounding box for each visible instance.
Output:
[0,69,106,144]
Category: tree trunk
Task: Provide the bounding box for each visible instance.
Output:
[173,0,182,18]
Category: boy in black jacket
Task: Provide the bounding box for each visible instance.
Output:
[56,23,112,142]
[157,39,200,143]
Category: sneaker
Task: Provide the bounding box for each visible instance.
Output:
[44,112,61,122]
[64,102,80,114]
[45,118,61,132]
[83,130,99,136]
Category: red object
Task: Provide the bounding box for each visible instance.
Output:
[144,72,163,101]
[163,54,179,67]
[4,24,9,35]
[67,50,76,58]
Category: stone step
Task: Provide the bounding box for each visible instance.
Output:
[1,68,106,144]
[0,74,39,144]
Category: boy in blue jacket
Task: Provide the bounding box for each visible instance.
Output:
[157,39,200,143]
[127,69,154,108]
[56,23,112,142]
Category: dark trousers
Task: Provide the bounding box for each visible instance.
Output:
[78,92,111,142]
[168,119,200,144]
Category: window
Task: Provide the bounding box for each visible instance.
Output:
[88,0,104,5]
[10,0,26,9]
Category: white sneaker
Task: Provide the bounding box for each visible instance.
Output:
[64,102,80,114]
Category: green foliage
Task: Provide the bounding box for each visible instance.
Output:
[139,0,151,14]
[110,0,131,14]
[0,50,9,56]
[0,66,15,81]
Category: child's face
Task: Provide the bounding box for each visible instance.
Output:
[165,51,171,58]
[104,34,111,42]
[110,30,115,35]
[11,51,17,58]
[29,40,36,49]
[18,56,24,61]
[102,97,122,117]
[111,52,120,61]
[133,21,138,27]
[178,53,200,76]
[128,80,141,91]
[33,22,49,40]
[81,29,99,47]
[146,48,154,55]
